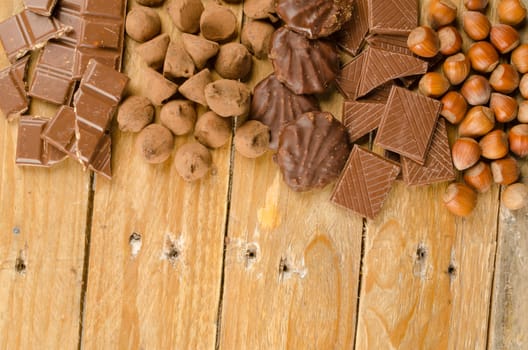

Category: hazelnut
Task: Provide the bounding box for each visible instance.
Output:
[467,41,500,73]
[489,93,518,123]
[234,120,270,158]
[491,157,520,185]
[498,0,527,26]
[125,6,161,42]
[174,142,212,182]
[241,20,275,59]
[441,91,468,124]
[160,100,197,136]
[418,72,450,98]
[167,0,204,33]
[489,64,519,94]
[490,24,520,54]
[508,124,528,157]
[443,182,478,217]
[464,161,493,193]
[204,79,252,118]
[117,96,155,133]
[462,11,491,41]
[459,106,495,138]
[443,53,471,85]
[452,137,481,170]
[407,26,440,58]
[511,44,528,74]
[502,183,528,210]
[464,0,488,10]
[215,43,253,80]
[200,4,238,42]
[428,0,458,28]
[479,130,509,160]
[194,111,232,149]
[438,26,463,56]
[136,124,175,164]
[460,75,491,106]
[518,100,528,123]
[519,74,528,99]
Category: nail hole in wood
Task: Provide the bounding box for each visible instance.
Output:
[163,235,180,265]
[12,227,20,235]
[279,257,289,275]
[129,232,142,258]
[15,256,26,274]
[416,245,427,261]
[448,264,457,276]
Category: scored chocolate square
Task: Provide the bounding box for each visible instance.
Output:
[331,145,400,219]
[16,117,66,167]
[368,0,417,35]
[401,118,456,186]
[335,52,367,100]
[375,86,441,165]
[0,56,30,120]
[343,100,386,142]
[336,0,368,56]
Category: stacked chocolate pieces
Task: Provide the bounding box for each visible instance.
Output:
[0,0,128,179]
[330,0,456,218]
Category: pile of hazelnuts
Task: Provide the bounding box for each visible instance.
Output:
[407,0,528,216]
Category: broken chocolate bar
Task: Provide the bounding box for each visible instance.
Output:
[0,56,30,120]
[16,116,66,167]
[23,0,58,16]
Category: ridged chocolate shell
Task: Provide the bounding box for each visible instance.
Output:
[277,111,351,192]
[250,74,320,150]
[276,0,354,39]
[269,27,339,95]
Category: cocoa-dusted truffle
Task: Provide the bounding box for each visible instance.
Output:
[117,96,155,133]
[250,74,319,149]
[135,33,170,69]
[141,67,179,105]
[200,5,238,42]
[276,0,353,39]
[136,124,175,164]
[174,142,212,181]
[215,43,253,80]
[136,0,165,6]
[125,6,161,42]
[241,20,275,59]
[179,68,213,106]
[160,100,196,135]
[205,79,252,117]
[164,40,195,79]
[277,111,351,192]
[182,33,219,69]
[194,111,232,148]
[270,27,339,95]
[234,120,270,158]
[167,0,204,33]
[244,0,277,21]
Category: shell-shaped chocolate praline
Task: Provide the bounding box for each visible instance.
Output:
[250,74,320,150]
[269,27,339,95]
[277,111,351,192]
[276,0,354,39]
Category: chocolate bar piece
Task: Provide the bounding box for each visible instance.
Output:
[368,0,417,35]
[331,145,400,219]
[343,100,386,142]
[42,105,76,155]
[89,134,111,179]
[73,59,128,166]
[16,116,67,167]
[401,118,456,186]
[0,56,30,120]
[375,86,441,165]
[365,34,413,56]
[335,52,367,100]
[0,9,70,63]
[336,0,368,56]
[24,0,58,16]
[28,41,77,105]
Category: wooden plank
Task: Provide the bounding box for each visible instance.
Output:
[0,1,91,349]
[355,1,500,349]
[217,34,364,349]
[489,159,528,350]
[80,1,237,348]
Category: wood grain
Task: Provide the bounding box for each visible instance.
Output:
[79,1,236,349]
[0,1,90,349]
[217,43,364,349]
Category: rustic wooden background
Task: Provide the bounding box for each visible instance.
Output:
[1,0,527,348]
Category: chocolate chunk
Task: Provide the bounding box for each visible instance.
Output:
[135,33,170,69]
[374,86,441,165]
[336,0,368,56]
[244,0,277,21]
[331,145,400,219]
[250,74,319,150]
[141,67,179,106]
[125,6,161,42]
[181,33,219,69]
[178,68,212,107]
[343,100,386,143]
[241,20,275,59]
[366,34,413,56]
[276,0,353,39]
[167,0,204,34]
[16,117,67,167]
[89,134,112,179]
[270,27,339,95]
[24,0,58,16]
[0,56,30,120]
[200,5,238,43]
[277,111,351,192]
[163,40,195,79]
[368,0,417,35]
[0,10,70,63]
[401,118,455,186]
[28,42,76,105]
[204,79,252,118]
[336,52,367,100]
[215,43,252,80]
[42,106,76,155]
